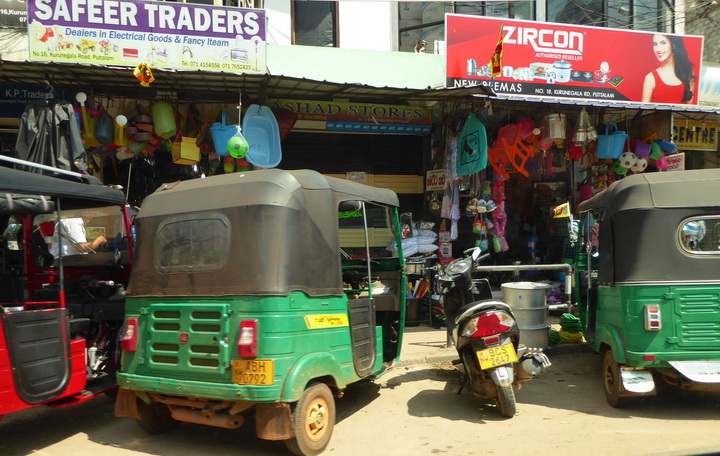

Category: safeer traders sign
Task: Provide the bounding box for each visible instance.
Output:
[446,14,703,106]
[27,0,267,74]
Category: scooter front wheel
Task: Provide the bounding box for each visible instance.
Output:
[496,384,516,417]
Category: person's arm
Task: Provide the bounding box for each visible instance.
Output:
[641,72,655,103]
[76,235,108,253]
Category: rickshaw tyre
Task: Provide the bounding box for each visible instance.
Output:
[496,384,516,418]
[135,400,180,434]
[105,387,118,400]
[603,350,630,408]
[284,383,335,456]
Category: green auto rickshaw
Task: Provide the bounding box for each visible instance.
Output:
[115,169,408,455]
[575,168,720,407]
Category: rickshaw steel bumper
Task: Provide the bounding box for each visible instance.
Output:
[117,373,281,402]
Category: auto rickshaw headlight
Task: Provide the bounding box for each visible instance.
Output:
[238,319,258,357]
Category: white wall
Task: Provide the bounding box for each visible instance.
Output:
[264,0,398,51]
[265,0,292,45]
[338,2,397,51]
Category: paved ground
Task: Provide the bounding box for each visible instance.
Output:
[399,313,586,367]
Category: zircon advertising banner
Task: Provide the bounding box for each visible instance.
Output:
[27,0,266,74]
[446,14,704,106]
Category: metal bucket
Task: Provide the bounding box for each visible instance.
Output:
[501,282,550,349]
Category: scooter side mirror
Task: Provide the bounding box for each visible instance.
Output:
[470,246,482,261]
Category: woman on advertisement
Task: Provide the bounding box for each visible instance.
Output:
[642,33,696,104]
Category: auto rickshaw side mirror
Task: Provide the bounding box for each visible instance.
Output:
[36,252,55,268]
[339,200,362,212]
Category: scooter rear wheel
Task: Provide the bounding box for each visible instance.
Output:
[496,384,516,417]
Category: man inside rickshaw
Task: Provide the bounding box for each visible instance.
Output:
[46,217,108,258]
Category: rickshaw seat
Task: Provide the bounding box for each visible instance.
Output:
[356,271,401,311]
[370,279,400,311]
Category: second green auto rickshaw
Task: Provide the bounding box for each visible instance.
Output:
[575,168,720,407]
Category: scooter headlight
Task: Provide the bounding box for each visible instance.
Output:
[462,311,515,338]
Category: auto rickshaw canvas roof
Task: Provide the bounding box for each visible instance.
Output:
[0,166,127,214]
[577,168,720,218]
[137,168,400,219]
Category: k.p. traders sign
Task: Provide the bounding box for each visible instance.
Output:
[27,0,266,74]
[446,15,703,106]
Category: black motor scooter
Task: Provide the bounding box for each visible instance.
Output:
[435,247,551,417]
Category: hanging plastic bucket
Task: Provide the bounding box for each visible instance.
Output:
[151,101,177,139]
[243,105,282,168]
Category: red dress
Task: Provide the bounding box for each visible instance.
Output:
[650,70,685,103]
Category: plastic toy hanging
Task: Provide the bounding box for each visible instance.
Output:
[133,63,155,87]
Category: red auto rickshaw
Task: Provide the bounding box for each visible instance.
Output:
[0,164,135,421]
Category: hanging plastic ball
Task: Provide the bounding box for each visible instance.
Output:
[227,134,249,159]
[115,115,128,127]
[613,160,629,175]
[618,152,637,168]
[631,157,648,173]
[223,162,235,173]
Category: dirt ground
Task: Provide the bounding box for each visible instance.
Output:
[3,352,720,456]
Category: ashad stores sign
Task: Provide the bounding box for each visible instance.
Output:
[672,119,718,151]
[267,99,432,134]
[27,0,266,74]
[446,15,704,106]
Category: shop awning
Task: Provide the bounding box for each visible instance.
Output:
[0,59,493,104]
[492,93,720,115]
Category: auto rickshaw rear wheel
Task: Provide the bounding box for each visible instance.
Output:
[135,399,180,434]
[284,382,335,456]
[603,350,630,408]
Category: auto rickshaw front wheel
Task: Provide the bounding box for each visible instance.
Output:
[603,350,630,408]
[284,382,335,456]
[135,399,180,434]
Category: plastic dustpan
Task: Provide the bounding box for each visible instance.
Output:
[242,104,282,168]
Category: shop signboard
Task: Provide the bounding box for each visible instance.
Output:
[425,169,445,191]
[267,98,432,134]
[672,119,718,151]
[0,84,52,118]
[346,171,367,184]
[27,0,266,74]
[665,153,685,171]
[446,14,704,106]
[0,0,27,29]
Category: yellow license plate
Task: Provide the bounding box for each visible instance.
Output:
[476,343,518,370]
[232,359,274,385]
